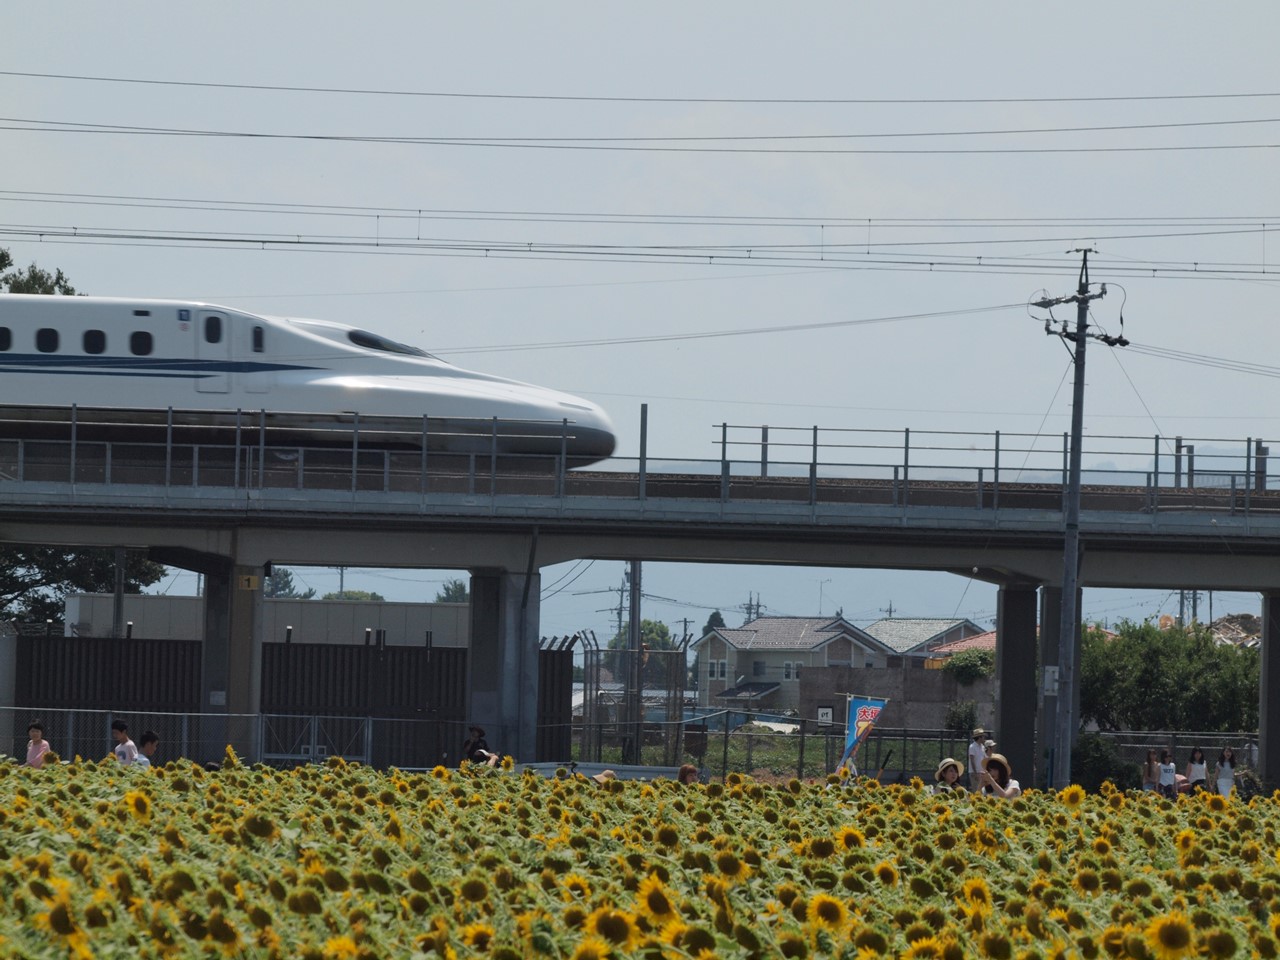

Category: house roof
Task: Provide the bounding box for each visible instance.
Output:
[861,617,985,654]
[715,681,781,702]
[692,616,886,653]
[930,630,997,656]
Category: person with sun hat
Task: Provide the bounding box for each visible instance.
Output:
[932,757,965,794]
[979,753,1021,798]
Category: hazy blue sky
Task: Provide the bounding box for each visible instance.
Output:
[4,4,1279,639]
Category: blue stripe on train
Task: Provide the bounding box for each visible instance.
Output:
[0,354,318,373]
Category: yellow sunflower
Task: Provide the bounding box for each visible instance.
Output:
[122,790,152,823]
[715,850,751,883]
[873,861,899,887]
[835,826,866,849]
[635,875,679,926]
[1144,912,1195,960]
[806,893,848,931]
[570,936,613,960]
[959,876,992,912]
[461,922,496,950]
[585,907,641,952]
[562,873,593,901]
[1059,784,1087,809]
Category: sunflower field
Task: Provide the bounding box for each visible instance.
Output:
[1,751,1277,959]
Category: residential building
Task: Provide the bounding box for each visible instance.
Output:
[690,616,897,714]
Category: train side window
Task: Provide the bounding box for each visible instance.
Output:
[252,325,264,353]
[0,327,10,351]
[204,315,222,344]
[130,331,154,356]
[36,328,59,353]
[83,329,106,354]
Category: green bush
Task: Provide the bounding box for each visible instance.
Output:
[944,700,977,735]
[1071,732,1140,792]
[942,649,995,686]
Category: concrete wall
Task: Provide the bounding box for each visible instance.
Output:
[64,594,470,648]
[801,666,995,730]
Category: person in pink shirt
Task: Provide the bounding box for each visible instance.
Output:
[25,721,50,768]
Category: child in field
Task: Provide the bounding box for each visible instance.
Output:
[25,721,50,768]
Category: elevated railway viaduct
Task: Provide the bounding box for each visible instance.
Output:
[2,407,1279,785]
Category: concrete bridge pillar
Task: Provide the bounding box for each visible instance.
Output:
[1261,593,1280,789]
[468,569,540,762]
[202,562,265,717]
[994,583,1039,785]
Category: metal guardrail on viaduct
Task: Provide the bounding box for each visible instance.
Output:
[2,405,1280,588]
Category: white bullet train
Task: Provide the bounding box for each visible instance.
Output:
[0,295,617,463]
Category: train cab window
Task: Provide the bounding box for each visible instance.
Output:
[252,325,264,353]
[0,327,10,351]
[83,330,106,354]
[347,329,430,358]
[130,331,154,356]
[36,328,59,353]
[204,315,223,344]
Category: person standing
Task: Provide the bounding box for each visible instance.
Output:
[112,720,138,766]
[1141,749,1160,791]
[24,721,50,769]
[1157,749,1177,798]
[967,728,988,792]
[1184,747,1207,792]
[1215,746,1236,797]
[134,731,159,769]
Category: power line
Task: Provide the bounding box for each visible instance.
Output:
[6,222,1280,284]
[5,118,1280,154]
[4,71,1279,106]
[7,189,1280,228]
[13,113,1280,142]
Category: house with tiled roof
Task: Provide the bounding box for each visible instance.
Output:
[928,629,997,658]
[691,616,898,712]
[861,617,986,659]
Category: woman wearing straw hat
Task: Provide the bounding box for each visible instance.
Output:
[932,757,965,794]
[979,753,1021,798]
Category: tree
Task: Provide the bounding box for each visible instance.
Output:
[0,252,161,621]
[701,609,726,638]
[322,589,386,602]
[434,578,469,603]
[264,568,316,600]
[1079,620,1259,732]
[0,547,164,623]
[607,618,679,687]
[0,249,78,295]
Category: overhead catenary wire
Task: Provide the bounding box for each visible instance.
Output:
[7,117,1280,155]
[4,224,1280,287]
[5,71,1280,106]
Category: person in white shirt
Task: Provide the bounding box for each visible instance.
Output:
[1215,746,1236,797]
[1184,747,1207,792]
[134,731,159,769]
[1157,749,1178,798]
[967,728,988,792]
[980,753,1021,799]
[111,720,137,766]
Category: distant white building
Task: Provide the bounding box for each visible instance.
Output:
[63,594,470,648]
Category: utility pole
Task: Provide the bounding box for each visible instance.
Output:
[1034,248,1125,789]
[881,601,896,619]
[627,559,643,764]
